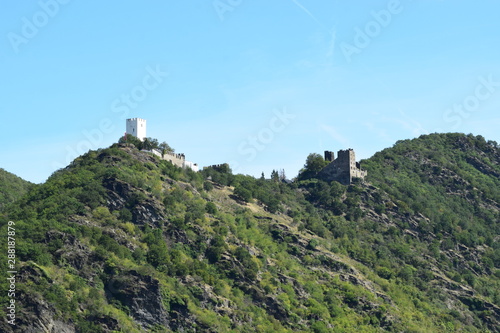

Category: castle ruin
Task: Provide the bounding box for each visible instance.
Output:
[317,149,367,185]
[125,118,199,172]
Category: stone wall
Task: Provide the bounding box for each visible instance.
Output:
[318,148,367,185]
[325,151,335,162]
[143,149,198,171]
[161,151,185,168]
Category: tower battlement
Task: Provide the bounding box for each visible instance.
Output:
[126,118,147,141]
[318,148,367,185]
[324,151,335,162]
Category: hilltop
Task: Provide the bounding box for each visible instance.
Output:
[0,133,499,332]
[0,168,32,210]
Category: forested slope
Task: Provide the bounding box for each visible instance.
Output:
[0,168,33,210]
[0,133,498,332]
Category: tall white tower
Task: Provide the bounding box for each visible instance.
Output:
[126,118,147,141]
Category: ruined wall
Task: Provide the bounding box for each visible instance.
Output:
[143,149,198,171]
[324,151,335,162]
[161,151,185,168]
[318,149,367,185]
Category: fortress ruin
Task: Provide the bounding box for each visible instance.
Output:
[318,149,367,185]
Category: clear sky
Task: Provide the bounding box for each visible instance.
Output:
[1,0,499,183]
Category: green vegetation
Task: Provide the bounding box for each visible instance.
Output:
[297,153,329,180]
[119,135,174,156]
[0,133,499,332]
[0,168,33,210]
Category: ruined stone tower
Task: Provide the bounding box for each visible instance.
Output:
[317,148,367,185]
[324,150,335,162]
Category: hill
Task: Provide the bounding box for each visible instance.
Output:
[0,168,33,210]
[0,133,499,332]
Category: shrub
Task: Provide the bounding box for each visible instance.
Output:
[205,202,217,215]
[203,181,214,192]
[234,186,252,203]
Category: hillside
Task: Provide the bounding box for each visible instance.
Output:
[0,168,33,211]
[0,133,499,332]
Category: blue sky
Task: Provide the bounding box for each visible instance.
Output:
[1,0,500,183]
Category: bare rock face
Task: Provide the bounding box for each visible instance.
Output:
[103,177,165,227]
[103,270,199,331]
[46,230,92,271]
[1,265,76,333]
[105,270,170,330]
[15,294,75,333]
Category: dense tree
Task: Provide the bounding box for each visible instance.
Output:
[234,185,252,202]
[142,137,159,151]
[0,168,33,209]
[298,153,329,180]
[158,141,174,157]
[270,169,279,182]
[119,134,143,149]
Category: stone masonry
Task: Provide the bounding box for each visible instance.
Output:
[317,149,367,185]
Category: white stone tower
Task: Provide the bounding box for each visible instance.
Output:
[126,118,147,141]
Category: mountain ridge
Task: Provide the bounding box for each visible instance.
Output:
[0,133,499,332]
